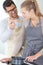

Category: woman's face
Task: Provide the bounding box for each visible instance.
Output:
[21,7,32,19]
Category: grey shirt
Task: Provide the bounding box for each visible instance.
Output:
[23,18,43,58]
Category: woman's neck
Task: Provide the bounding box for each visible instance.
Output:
[30,15,39,27]
[31,14,39,21]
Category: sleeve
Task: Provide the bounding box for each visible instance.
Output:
[0,27,12,43]
[0,19,12,43]
[41,17,43,35]
[40,49,43,55]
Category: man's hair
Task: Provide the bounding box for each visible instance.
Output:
[3,0,16,10]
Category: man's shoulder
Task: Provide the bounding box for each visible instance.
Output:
[19,16,23,20]
[0,17,9,27]
[1,17,8,23]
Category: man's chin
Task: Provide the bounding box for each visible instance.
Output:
[12,15,18,19]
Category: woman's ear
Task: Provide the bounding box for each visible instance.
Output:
[30,9,35,14]
[30,9,35,16]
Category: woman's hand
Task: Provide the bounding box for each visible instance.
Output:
[26,55,37,62]
[25,51,42,62]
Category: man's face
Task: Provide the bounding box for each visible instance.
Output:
[5,4,18,18]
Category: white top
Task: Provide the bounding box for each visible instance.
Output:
[0,16,25,57]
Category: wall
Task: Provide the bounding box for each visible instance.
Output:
[36,0,43,14]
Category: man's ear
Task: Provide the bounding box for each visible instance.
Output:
[5,10,8,13]
[5,9,8,13]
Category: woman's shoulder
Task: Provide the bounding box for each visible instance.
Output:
[40,17,43,34]
[40,17,43,21]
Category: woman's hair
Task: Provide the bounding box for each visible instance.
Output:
[21,0,43,17]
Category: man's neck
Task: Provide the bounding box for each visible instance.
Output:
[10,16,19,20]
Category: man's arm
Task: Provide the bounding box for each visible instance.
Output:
[0,27,12,42]
[0,18,15,43]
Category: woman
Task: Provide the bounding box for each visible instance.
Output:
[21,0,43,62]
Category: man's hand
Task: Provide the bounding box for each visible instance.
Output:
[0,58,12,63]
[8,18,15,30]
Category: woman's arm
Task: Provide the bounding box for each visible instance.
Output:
[26,49,43,62]
[34,49,43,60]
[0,18,15,43]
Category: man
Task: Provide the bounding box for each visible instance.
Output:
[0,0,25,62]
